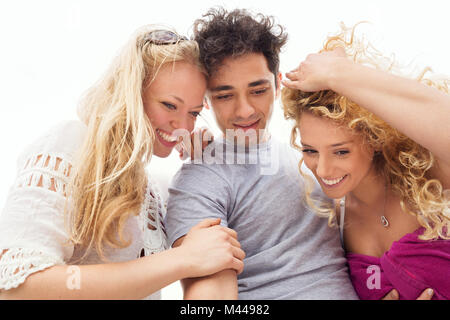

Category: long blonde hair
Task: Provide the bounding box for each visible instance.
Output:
[281,23,450,240]
[67,25,203,261]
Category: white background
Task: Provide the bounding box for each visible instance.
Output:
[0,0,448,299]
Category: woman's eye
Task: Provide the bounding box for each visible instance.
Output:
[190,111,200,118]
[335,150,350,156]
[162,102,176,110]
[302,149,317,154]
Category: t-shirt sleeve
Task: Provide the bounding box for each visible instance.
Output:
[0,121,85,290]
[164,163,231,247]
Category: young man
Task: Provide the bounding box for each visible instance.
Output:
[164,8,358,300]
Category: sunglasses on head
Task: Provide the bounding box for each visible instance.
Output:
[142,30,188,45]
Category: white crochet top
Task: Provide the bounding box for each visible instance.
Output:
[0,120,168,299]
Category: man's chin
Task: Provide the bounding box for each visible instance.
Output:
[223,128,269,146]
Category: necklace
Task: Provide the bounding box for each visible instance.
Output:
[380,184,389,228]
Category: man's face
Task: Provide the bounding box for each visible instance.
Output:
[206,53,280,143]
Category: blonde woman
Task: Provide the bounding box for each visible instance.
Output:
[0,26,245,299]
[281,25,450,300]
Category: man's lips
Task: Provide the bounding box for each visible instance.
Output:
[233,119,260,131]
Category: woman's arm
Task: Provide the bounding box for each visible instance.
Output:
[173,236,239,300]
[1,248,190,300]
[181,270,238,300]
[0,218,244,299]
[329,57,450,166]
[283,49,450,166]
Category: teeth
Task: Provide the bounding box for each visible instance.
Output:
[321,175,346,186]
[157,129,177,143]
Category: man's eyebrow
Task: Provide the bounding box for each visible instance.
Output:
[248,79,270,87]
[209,79,270,92]
[210,85,234,92]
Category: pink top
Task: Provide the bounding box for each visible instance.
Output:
[346,227,450,300]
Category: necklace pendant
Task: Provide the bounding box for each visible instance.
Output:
[381,215,389,228]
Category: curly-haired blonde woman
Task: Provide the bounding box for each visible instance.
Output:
[281,24,450,300]
[0,25,245,299]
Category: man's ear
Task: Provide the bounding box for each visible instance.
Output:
[275,72,282,99]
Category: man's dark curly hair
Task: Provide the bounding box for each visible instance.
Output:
[193,7,288,86]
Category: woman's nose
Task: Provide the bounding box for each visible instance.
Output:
[316,156,333,178]
[171,115,193,132]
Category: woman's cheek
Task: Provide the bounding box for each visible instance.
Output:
[303,157,316,172]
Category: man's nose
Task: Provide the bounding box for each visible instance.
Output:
[234,96,256,120]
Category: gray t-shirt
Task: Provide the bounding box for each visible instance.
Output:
[165,137,357,299]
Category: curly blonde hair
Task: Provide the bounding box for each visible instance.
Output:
[281,23,449,240]
[67,25,204,261]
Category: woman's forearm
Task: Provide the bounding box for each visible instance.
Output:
[329,58,450,164]
[182,269,238,300]
[1,247,188,300]
[1,218,245,300]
